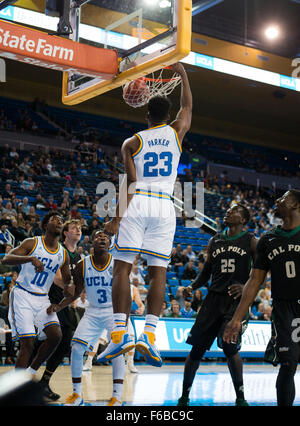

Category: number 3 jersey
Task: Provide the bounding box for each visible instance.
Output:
[16,236,66,295]
[208,231,254,293]
[83,254,113,308]
[254,225,300,301]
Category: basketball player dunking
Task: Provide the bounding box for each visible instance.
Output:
[97,62,192,367]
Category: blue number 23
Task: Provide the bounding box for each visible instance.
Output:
[143,151,173,177]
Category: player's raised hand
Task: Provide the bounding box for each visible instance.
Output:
[171,62,186,75]
[30,257,44,273]
[223,319,241,344]
[183,285,193,301]
[104,218,119,237]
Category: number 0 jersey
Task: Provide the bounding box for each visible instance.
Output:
[83,254,113,308]
[133,124,182,195]
[16,236,66,295]
[254,225,300,301]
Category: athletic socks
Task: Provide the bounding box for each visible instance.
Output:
[233,382,245,400]
[40,369,53,384]
[144,314,159,334]
[112,313,127,332]
[73,381,82,396]
[112,382,123,401]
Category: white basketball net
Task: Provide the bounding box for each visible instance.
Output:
[122,69,182,108]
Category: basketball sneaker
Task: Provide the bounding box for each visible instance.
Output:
[97,330,135,363]
[43,383,60,401]
[177,396,190,406]
[65,392,84,406]
[135,331,162,367]
[107,397,122,406]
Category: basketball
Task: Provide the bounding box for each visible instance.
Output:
[123,77,150,108]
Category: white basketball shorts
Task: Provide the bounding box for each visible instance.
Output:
[71,305,114,352]
[8,286,60,341]
[111,192,176,267]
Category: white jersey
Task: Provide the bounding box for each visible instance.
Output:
[83,254,113,308]
[16,236,66,295]
[133,124,182,196]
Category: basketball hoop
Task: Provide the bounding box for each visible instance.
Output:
[122,67,181,108]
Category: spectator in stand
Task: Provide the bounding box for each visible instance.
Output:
[255,289,271,309]
[0,244,14,275]
[45,195,58,210]
[251,302,265,320]
[165,302,182,318]
[73,182,87,197]
[50,166,60,178]
[186,245,197,261]
[175,287,186,309]
[132,277,148,302]
[23,222,34,238]
[2,202,17,221]
[34,193,47,210]
[63,180,73,195]
[182,260,197,281]
[78,235,92,255]
[20,197,31,216]
[160,301,169,318]
[180,300,196,318]
[191,289,203,313]
[2,184,15,200]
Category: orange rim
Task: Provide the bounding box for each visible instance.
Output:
[143,66,180,83]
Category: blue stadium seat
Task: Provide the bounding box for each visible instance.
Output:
[166,271,176,280]
[181,279,191,287]
[168,278,180,287]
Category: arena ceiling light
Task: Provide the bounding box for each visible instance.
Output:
[265,26,280,40]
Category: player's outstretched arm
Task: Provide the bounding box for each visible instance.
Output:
[223,268,267,344]
[169,62,193,142]
[0,238,44,272]
[60,250,73,297]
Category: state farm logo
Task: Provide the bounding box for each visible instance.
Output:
[0,28,74,61]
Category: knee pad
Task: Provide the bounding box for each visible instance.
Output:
[190,345,207,361]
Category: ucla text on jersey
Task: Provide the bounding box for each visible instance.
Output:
[83,254,113,308]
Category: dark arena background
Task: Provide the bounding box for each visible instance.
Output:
[0,0,299,410]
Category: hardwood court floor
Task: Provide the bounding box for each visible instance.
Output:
[1,362,300,406]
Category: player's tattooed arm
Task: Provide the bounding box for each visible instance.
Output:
[1,238,44,272]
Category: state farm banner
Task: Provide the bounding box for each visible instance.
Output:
[0,19,118,78]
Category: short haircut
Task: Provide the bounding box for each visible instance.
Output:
[237,203,250,224]
[147,95,172,122]
[62,219,81,240]
[91,227,104,240]
[41,211,62,231]
[289,189,300,206]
